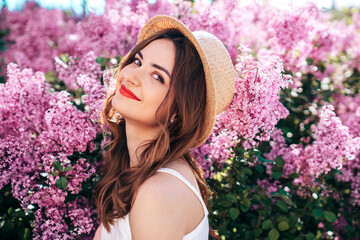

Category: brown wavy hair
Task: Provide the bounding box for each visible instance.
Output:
[94,29,220,240]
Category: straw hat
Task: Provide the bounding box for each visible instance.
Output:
[122,15,236,148]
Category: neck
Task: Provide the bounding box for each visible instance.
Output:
[125,120,161,168]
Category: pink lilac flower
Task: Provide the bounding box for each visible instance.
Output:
[193,45,290,177]
[0,63,100,238]
[333,94,360,205]
[352,11,360,30]
[257,178,280,197]
[306,105,359,177]
[223,45,291,146]
[55,52,102,90]
[0,63,52,137]
[265,105,360,189]
[38,90,97,155]
[0,2,76,73]
[180,0,238,62]
[348,33,360,71]
[77,74,106,122]
[33,197,96,240]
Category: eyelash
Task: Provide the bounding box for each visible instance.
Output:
[132,57,164,83]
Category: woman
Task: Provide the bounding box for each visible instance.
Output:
[93,15,235,240]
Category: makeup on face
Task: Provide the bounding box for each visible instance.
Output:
[136,51,171,80]
[119,84,141,101]
[111,39,176,127]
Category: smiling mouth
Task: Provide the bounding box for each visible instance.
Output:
[119,85,141,101]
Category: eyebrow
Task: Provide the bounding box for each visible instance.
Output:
[136,51,171,79]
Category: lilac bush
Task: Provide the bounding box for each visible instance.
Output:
[1,0,360,239]
[192,45,291,177]
[0,3,76,73]
[1,63,104,239]
[265,105,360,188]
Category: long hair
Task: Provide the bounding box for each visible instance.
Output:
[94,29,220,239]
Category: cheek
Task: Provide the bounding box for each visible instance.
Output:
[148,87,168,108]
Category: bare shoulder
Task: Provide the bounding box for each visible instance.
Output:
[93,223,103,240]
[129,170,189,239]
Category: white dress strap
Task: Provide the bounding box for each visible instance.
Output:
[157,167,209,215]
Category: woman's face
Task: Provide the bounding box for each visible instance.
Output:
[112,38,176,128]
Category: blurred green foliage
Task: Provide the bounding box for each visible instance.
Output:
[0,185,33,240]
[208,144,359,239]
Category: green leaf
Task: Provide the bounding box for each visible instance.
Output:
[278,221,289,231]
[63,166,74,172]
[60,54,69,64]
[257,155,274,163]
[276,200,288,212]
[275,157,285,168]
[306,58,314,66]
[50,171,59,177]
[219,200,232,207]
[284,197,297,208]
[56,176,68,190]
[311,209,323,218]
[289,213,298,225]
[306,232,316,240]
[272,171,281,179]
[324,211,336,223]
[262,219,273,230]
[253,228,262,237]
[253,194,261,202]
[242,198,251,207]
[269,228,280,240]
[96,56,106,64]
[276,215,289,224]
[240,199,251,212]
[243,168,252,175]
[53,161,63,171]
[229,208,240,220]
[240,203,250,212]
[255,165,264,173]
[7,207,14,215]
[278,189,287,196]
[23,227,30,239]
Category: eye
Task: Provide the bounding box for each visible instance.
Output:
[133,57,141,66]
[153,73,164,83]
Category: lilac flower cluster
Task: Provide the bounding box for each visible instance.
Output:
[265,106,360,190]
[77,73,106,122]
[333,94,360,204]
[0,2,76,73]
[33,197,97,239]
[223,3,360,88]
[0,63,102,238]
[0,0,241,77]
[55,51,102,90]
[193,45,291,177]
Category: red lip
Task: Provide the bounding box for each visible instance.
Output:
[119,85,140,101]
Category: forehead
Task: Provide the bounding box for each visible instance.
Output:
[140,38,176,74]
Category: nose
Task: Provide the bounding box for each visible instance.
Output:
[122,66,142,87]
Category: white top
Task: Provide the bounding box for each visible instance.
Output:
[101,167,209,240]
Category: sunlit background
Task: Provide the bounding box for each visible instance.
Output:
[1,0,360,16]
